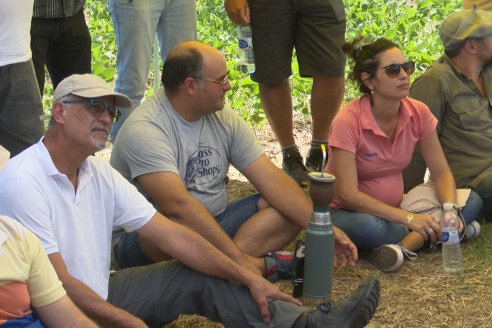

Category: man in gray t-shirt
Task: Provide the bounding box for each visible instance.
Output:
[111,40,359,281]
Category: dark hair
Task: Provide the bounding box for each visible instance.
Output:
[161,47,204,94]
[343,37,400,94]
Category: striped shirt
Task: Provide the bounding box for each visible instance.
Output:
[33,0,85,18]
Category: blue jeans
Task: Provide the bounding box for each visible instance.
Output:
[108,0,197,140]
[114,194,261,269]
[473,174,492,221]
[331,190,483,249]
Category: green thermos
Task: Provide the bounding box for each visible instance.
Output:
[303,210,335,306]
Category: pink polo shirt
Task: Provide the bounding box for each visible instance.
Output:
[328,96,437,208]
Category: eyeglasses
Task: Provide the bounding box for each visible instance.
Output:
[62,98,121,122]
[378,61,415,78]
[203,71,229,90]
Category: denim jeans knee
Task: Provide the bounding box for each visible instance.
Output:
[330,208,408,249]
[114,231,154,269]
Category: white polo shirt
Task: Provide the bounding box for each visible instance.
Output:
[0,140,156,299]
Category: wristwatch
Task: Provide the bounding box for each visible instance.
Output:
[406,212,414,225]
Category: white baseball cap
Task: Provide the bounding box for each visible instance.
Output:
[53,74,132,111]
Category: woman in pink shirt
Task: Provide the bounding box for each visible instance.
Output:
[326,38,482,272]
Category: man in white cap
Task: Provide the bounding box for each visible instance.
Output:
[404,9,492,221]
[0,74,380,327]
[0,145,96,327]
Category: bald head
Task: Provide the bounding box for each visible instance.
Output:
[162,41,224,94]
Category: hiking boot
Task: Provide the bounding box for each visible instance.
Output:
[305,146,327,172]
[293,276,380,328]
[362,244,416,272]
[264,250,294,282]
[282,147,308,186]
[464,220,481,241]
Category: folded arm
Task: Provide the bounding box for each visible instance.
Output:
[137,171,261,275]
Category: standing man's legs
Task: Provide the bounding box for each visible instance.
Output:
[258,80,295,149]
[0,60,44,156]
[296,0,346,171]
[46,11,91,89]
[31,11,91,95]
[109,0,164,140]
[249,0,308,185]
[156,0,197,62]
[30,18,52,94]
[109,0,197,141]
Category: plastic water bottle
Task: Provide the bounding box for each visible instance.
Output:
[237,25,255,74]
[303,211,334,307]
[441,203,462,272]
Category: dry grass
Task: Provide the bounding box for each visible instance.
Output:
[97,115,492,328]
[163,115,492,328]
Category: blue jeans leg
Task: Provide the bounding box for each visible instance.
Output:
[115,194,260,268]
[460,190,483,224]
[330,209,408,249]
[473,174,492,222]
[215,193,261,237]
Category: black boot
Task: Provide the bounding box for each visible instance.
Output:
[292,276,380,328]
[282,146,308,187]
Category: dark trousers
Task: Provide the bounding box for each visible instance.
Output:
[0,60,44,156]
[30,10,91,94]
[108,261,304,327]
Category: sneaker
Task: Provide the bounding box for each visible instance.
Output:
[282,147,308,186]
[265,250,294,282]
[297,276,380,328]
[363,244,416,272]
[464,220,481,241]
[305,146,326,172]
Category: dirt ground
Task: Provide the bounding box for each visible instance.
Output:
[100,114,492,328]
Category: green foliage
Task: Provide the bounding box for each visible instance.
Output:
[343,0,462,102]
[44,0,463,125]
[87,0,116,82]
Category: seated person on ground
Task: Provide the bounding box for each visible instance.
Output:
[110,40,358,278]
[325,38,482,272]
[0,145,96,328]
[0,74,380,328]
[403,9,492,221]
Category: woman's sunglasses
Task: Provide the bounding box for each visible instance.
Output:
[378,61,415,78]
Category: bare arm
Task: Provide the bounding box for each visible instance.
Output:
[48,253,147,328]
[241,154,311,228]
[34,295,98,328]
[224,0,250,25]
[332,148,439,240]
[137,171,261,275]
[138,213,302,323]
[420,131,457,204]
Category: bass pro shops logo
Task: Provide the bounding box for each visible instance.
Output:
[184,146,222,185]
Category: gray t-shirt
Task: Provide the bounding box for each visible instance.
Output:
[111,88,264,216]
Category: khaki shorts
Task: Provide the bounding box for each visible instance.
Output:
[249,0,346,84]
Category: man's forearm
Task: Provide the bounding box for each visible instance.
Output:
[167,199,261,274]
[60,274,145,327]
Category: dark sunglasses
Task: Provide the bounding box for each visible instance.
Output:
[378,61,415,78]
[62,98,121,122]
